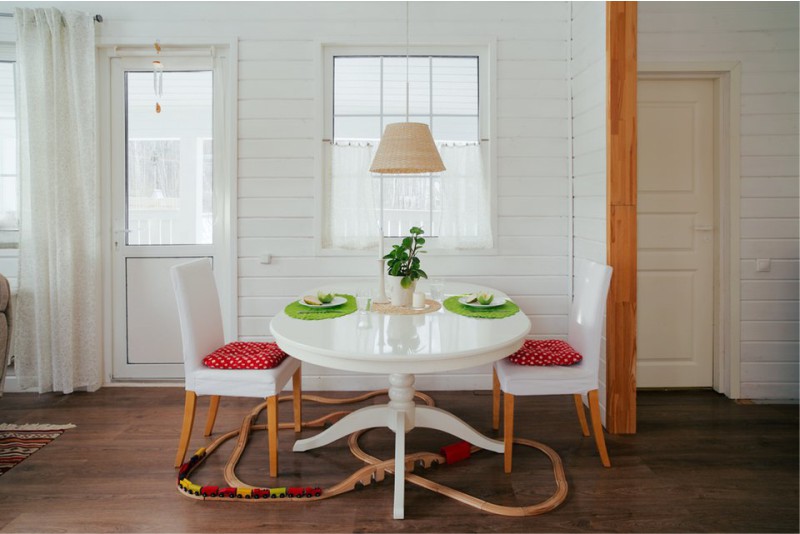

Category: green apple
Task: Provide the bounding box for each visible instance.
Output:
[477,292,494,305]
[317,291,334,304]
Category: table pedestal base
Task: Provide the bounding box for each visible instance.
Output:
[293,373,504,519]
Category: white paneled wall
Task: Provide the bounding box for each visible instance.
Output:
[571,2,607,267]
[233,2,572,389]
[569,2,607,416]
[639,1,800,399]
[2,1,795,399]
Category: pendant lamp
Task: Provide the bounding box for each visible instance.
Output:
[369,3,445,175]
[369,122,445,174]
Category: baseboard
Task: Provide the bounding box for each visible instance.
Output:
[3,373,495,393]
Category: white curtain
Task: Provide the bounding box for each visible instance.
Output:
[324,142,492,250]
[437,144,493,249]
[13,8,101,393]
[323,143,380,249]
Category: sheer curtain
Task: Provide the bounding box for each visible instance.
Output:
[436,143,493,249]
[13,8,101,393]
[323,142,380,249]
[324,142,492,250]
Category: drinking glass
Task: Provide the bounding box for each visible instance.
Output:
[356,288,372,313]
[430,279,445,302]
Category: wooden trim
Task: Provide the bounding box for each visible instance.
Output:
[606,1,638,434]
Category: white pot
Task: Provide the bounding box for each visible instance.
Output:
[387,275,417,307]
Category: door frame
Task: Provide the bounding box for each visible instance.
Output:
[637,62,742,399]
[97,39,239,383]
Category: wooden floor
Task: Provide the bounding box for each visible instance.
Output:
[0,387,797,533]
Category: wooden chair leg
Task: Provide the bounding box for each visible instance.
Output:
[204,395,221,436]
[573,393,590,437]
[587,389,611,467]
[503,391,515,474]
[292,367,302,433]
[267,395,279,477]
[492,367,501,431]
[175,391,197,468]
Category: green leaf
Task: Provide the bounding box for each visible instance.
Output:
[416,237,425,245]
[401,236,412,249]
[417,269,428,279]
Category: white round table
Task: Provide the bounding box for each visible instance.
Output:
[270,282,530,519]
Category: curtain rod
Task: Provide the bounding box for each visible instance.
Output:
[0,12,103,22]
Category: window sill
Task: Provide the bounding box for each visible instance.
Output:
[316,244,499,257]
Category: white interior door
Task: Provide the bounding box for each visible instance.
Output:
[637,78,715,388]
[109,52,230,380]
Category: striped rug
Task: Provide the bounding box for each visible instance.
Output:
[0,423,76,477]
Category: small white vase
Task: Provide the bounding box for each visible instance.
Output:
[387,275,417,307]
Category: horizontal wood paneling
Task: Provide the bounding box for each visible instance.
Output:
[238,256,568,278]
[639,0,799,400]
[741,300,799,322]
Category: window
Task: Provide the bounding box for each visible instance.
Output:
[0,47,17,247]
[124,70,213,245]
[333,56,479,143]
[322,46,492,250]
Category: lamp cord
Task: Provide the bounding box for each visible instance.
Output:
[405,0,409,122]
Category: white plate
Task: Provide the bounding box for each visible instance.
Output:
[458,295,507,308]
[297,295,347,308]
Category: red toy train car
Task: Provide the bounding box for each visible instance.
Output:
[179,479,322,500]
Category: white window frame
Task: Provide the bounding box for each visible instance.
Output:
[0,42,18,249]
[316,44,496,255]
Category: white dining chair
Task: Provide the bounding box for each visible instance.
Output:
[171,258,301,477]
[493,258,613,471]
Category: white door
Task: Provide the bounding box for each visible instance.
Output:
[108,52,231,380]
[637,78,715,388]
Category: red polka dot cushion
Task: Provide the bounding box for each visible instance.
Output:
[507,339,583,366]
[202,342,288,370]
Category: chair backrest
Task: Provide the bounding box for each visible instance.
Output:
[171,259,225,378]
[567,259,613,382]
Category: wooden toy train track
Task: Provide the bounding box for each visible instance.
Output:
[177,390,568,516]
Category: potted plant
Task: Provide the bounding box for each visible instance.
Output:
[383,226,428,307]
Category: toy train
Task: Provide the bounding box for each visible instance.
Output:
[178,448,322,500]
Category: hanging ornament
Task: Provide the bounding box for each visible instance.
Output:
[153,40,163,113]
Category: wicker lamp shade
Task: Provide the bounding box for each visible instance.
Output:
[369,122,446,174]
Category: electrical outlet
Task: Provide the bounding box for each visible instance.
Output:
[756,259,771,272]
[260,254,272,265]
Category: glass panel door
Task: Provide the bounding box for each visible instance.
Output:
[109,53,230,380]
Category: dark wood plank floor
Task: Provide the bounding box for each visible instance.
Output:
[0,388,797,533]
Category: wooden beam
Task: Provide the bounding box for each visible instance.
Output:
[606,1,638,434]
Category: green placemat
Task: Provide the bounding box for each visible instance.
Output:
[443,295,520,319]
[284,294,357,320]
